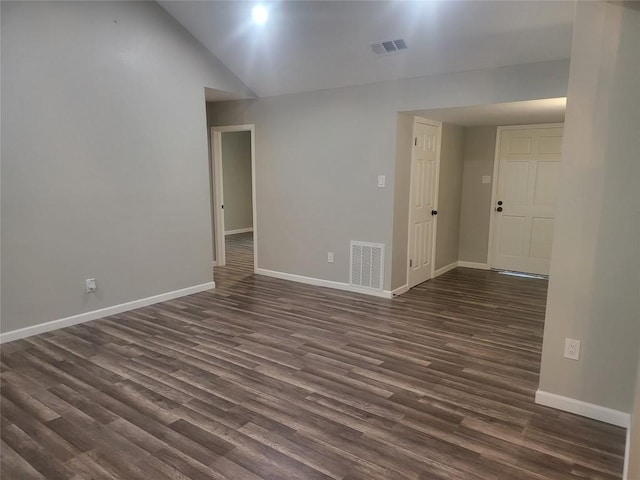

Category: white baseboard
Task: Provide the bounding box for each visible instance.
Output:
[255,268,393,299]
[392,284,409,296]
[535,390,630,427]
[433,261,459,278]
[623,426,631,480]
[394,261,467,295]
[0,282,216,344]
[458,261,491,270]
[225,227,253,235]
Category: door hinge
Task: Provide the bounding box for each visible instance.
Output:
[409,259,413,267]
[414,137,417,146]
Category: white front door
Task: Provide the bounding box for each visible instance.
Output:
[408,119,440,288]
[491,125,564,275]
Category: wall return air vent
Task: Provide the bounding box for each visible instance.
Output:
[350,241,384,291]
[370,38,408,55]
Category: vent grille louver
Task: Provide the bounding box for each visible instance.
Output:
[350,241,384,291]
[370,38,408,56]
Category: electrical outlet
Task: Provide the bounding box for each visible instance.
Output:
[564,338,581,360]
[327,252,334,263]
[85,278,97,293]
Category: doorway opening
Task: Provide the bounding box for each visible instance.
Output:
[390,98,566,295]
[210,125,257,281]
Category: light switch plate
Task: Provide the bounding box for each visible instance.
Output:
[377,175,385,188]
[482,175,491,184]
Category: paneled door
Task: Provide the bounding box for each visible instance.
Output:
[491,125,564,275]
[408,119,440,288]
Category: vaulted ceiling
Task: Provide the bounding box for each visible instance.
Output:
[160,0,575,98]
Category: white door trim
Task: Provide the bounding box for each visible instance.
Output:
[405,117,442,289]
[486,123,564,270]
[210,124,257,272]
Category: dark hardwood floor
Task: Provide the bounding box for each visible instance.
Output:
[1,232,626,479]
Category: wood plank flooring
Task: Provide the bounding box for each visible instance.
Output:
[1,232,626,479]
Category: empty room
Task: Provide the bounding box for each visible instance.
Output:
[1,1,639,480]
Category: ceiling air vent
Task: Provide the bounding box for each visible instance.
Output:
[370,38,408,56]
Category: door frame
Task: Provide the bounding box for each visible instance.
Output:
[486,123,564,270]
[210,124,257,271]
[405,116,442,289]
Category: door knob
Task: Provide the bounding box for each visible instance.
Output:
[496,207,503,212]
[431,210,438,216]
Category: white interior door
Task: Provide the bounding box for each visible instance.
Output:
[491,125,564,275]
[408,119,440,288]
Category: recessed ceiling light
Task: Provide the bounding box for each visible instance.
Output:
[252,5,268,25]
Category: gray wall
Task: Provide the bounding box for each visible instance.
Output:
[391,114,414,290]
[458,127,497,264]
[208,60,569,290]
[221,131,253,232]
[539,1,640,413]
[435,124,465,270]
[1,1,252,333]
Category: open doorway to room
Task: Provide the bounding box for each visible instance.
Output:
[391,98,566,295]
[210,125,257,281]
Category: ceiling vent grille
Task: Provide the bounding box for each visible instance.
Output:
[371,39,408,56]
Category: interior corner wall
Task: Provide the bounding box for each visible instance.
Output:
[458,126,497,264]
[1,1,252,334]
[221,131,253,232]
[391,113,414,291]
[434,123,465,270]
[539,1,640,413]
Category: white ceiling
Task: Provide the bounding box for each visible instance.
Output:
[160,0,576,98]
[408,98,567,127]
